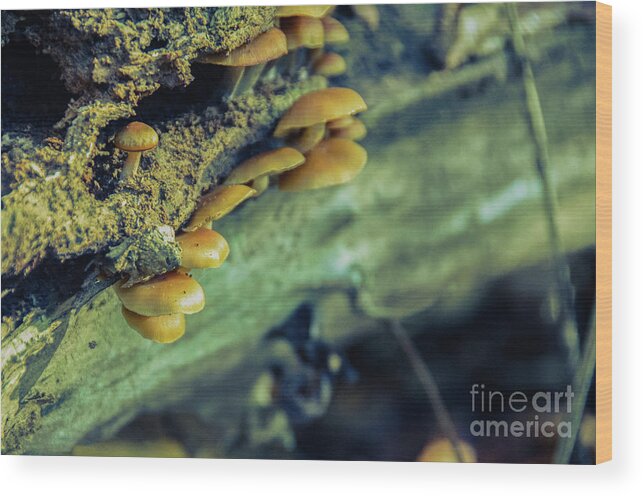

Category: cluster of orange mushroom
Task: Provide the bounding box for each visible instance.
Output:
[113,7,370,343]
[277,5,350,79]
[194,5,354,100]
[114,226,230,343]
[113,183,261,343]
[209,86,369,197]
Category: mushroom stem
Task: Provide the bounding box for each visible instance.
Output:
[262,60,278,82]
[227,66,246,99]
[284,50,301,76]
[120,151,142,180]
[235,63,266,95]
[212,66,246,101]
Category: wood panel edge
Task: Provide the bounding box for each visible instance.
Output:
[595,0,612,465]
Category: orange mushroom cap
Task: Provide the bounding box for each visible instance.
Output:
[249,175,270,196]
[330,118,367,141]
[184,185,256,231]
[278,138,367,191]
[176,227,230,269]
[198,28,288,67]
[114,122,159,152]
[280,16,325,50]
[225,147,305,185]
[122,307,186,344]
[326,115,355,130]
[417,438,477,463]
[321,16,350,44]
[115,271,205,317]
[313,52,347,77]
[354,5,380,31]
[274,87,367,137]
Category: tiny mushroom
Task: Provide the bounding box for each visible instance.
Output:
[313,52,347,77]
[353,5,381,31]
[321,17,350,45]
[417,438,477,463]
[121,307,186,344]
[279,138,368,192]
[114,270,205,317]
[114,121,159,180]
[280,16,325,50]
[273,87,367,138]
[329,118,367,141]
[176,227,230,270]
[184,185,256,231]
[225,147,305,189]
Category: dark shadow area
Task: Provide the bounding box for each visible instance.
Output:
[1,39,72,133]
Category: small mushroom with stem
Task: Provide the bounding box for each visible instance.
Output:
[307,16,349,74]
[114,270,205,317]
[279,138,368,192]
[197,28,288,99]
[280,16,325,50]
[121,307,186,344]
[273,87,367,139]
[279,16,325,74]
[224,147,305,195]
[114,121,159,180]
[184,184,256,231]
[176,227,230,271]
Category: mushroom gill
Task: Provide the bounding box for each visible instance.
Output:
[197,28,288,98]
[224,147,305,186]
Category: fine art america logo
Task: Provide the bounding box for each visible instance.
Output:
[469,384,574,438]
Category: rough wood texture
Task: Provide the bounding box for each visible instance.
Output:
[595,1,612,464]
[1,5,600,458]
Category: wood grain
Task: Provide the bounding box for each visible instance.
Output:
[595,1,612,464]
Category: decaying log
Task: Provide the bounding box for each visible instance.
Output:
[2,6,596,454]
